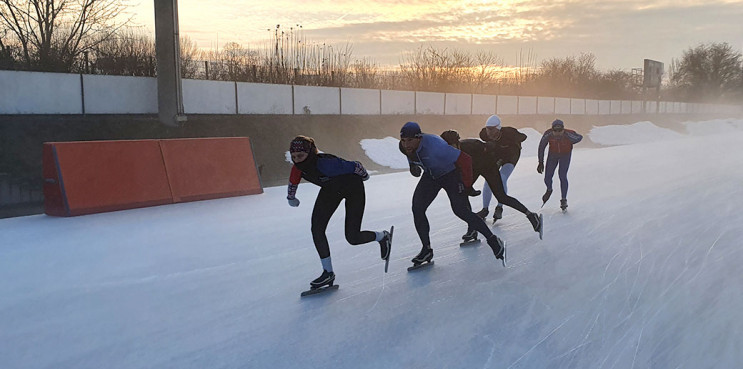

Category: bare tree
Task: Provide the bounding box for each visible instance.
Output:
[668,42,743,103]
[0,0,129,71]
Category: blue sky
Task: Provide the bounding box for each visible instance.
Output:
[125,0,743,71]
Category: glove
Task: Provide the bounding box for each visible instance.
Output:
[353,161,369,181]
[537,162,544,174]
[495,159,504,168]
[409,164,422,177]
[287,197,300,207]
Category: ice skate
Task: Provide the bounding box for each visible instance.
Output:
[460,229,480,246]
[310,270,335,288]
[379,226,394,273]
[487,235,507,267]
[492,205,503,223]
[527,212,543,240]
[301,270,339,296]
[408,247,434,271]
[560,199,568,212]
[475,208,489,219]
[541,189,553,207]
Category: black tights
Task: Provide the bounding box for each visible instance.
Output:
[412,170,494,247]
[311,177,376,259]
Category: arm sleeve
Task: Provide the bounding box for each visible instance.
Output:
[566,130,583,144]
[515,130,527,142]
[538,132,550,163]
[287,165,302,199]
[455,151,474,188]
[353,161,369,180]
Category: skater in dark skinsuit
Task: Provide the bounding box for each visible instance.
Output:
[398,122,506,267]
[537,119,583,211]
[478,115,528,222]
[287,136,392,290]
[439,130,542,241]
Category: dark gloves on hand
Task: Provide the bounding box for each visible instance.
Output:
[410,164,422,177]
[537,162,544,174]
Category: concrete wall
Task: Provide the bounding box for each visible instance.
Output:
[472,94,496,115]
[342,88,380,115]
[83,75,157,114]
[538,97,555,115]
[1,70,82,114]
[571,99,585,115]
[381,90,415,114]
[519,96,537,115]
[294,86,340,115]
[555,98,571,115]
[586,99,599,115]
[497,95,518,115]
[183,79,236,114]
[416,91,445,114]
[238,82,292,114]
[2,70,740,116]
[445,93,471,115]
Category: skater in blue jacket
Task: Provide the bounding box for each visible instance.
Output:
[398,122,506,267]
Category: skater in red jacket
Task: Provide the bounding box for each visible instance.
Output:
[537,119,583,211]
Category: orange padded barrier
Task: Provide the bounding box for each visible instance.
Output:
[44,140,173,216]
[160,137,263,202]
[43,137,262,216]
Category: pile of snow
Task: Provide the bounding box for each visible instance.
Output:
[588,121,685,146]
[682,118,743,136]
[360,137,409,169]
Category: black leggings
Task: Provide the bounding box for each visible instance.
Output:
[311,177,376,259]
[475,165,529,214]
[412,170,494,247]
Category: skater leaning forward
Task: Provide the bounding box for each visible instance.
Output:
[286,136,392,290]
[537,119,583,211]
[398,122,506,267]
[439,129,542,241]
[477,114,527,222]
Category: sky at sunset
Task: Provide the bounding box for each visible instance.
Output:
[124,0,743,71]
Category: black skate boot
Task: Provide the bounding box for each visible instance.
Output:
[487,235,507,267]
[492,205,503,223]
[379,230,392,260]
[460,229,480,246]
[301,270,339,296]
[310,270,335,289]
[527,212,544,240]
[475,208,489,219]
[408,247,434,271]
[560,199,568,212]
[542,189,553,206]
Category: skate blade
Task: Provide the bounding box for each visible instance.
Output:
[501,241,507,267]
[459,239,481,247]
[301,284,339,297]
[384,225,394,273]
[538,214,544,240]
[407,260,434,272]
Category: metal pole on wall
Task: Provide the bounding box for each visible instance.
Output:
[154,0,186,127]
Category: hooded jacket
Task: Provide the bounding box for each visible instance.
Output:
[479,126,527,165]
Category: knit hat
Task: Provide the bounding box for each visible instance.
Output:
[289,136,315,153]
[440,130,460,146]
[400,122,423,138]
[485,115,501,129]
[552,119,564,128]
